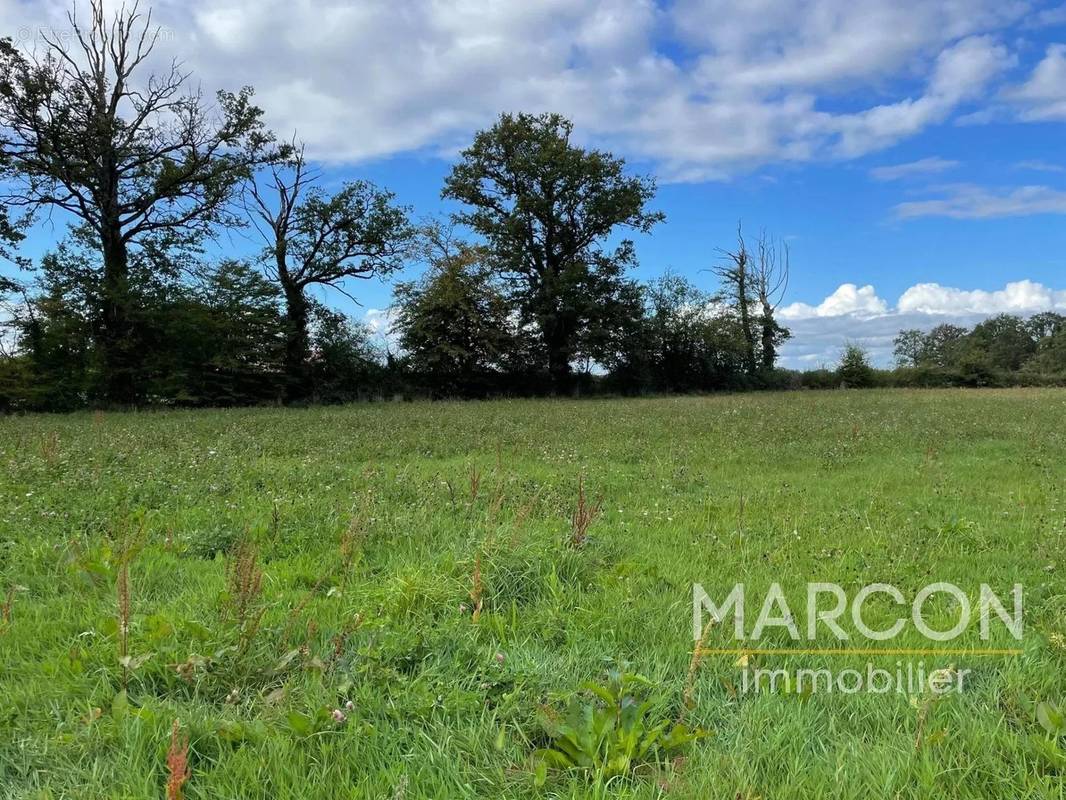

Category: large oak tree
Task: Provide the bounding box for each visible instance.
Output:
[0,0,277,403]
[442,112,662,393]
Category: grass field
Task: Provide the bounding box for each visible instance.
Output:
[2,389,1066,799]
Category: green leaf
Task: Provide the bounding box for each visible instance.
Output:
[111,690,129,720]
[1037,701,1066,736]
[181,620,213,642]
[286,711,313,736]
[144,614,174,641]
[533,758,547,788]
[535,748,576,769]
[579,681,615,706]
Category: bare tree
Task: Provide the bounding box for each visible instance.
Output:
[752,230,791,371]
[716,225,756,374]
[245,147,413,401]
[0,0,278,403]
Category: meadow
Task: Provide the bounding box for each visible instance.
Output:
[1,389,1065,799]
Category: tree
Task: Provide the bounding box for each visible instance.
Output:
[752,230,791,371]
[1024,312,1066,375]
[1026,311,1066,341]
[307,304,384,403]
[923,323,968,367]
[837,343,874,388]
[893,329,928,367]
[716,227,757,374]
[151,261,287,405]
[965,314,1035,371]
[0,191,25,270]
[393,224,518,396]
[246,148,412,401]
[1026,325,1066,374]
[6,230,288,409]
[0,0,278,403]
[442,112,662,393]
[639,273,720,391]
[12,237,106,408]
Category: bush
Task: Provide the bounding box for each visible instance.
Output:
[836,344,875,388]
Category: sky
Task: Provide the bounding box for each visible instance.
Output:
[4,0,1066,367]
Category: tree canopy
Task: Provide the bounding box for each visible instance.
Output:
[0,0,278,402]
[442,112,662,392]
[1,3,1061,412]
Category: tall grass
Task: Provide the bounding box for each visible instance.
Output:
[0,390,1063,798]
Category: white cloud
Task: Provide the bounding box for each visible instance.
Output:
[777,278,1066,367]
[363,306,399,337]
[1022,4,1066,29]
[779,284,889,320]
[0,0,1035,180]
[897,279,1066,314]
[827,36,1014,158]
[894,184,1066,219]
[870,157,960,180]
[1004,43,1066,121]
[1015,159,1065,172]
[362,307,402,353]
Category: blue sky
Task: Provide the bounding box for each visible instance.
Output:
[5,0,1066,366]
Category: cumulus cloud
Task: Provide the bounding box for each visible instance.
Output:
[897,280,1066,314]
[779,284,889,320]
[777,279,1066,367]
[1022,4,1066,29]
[362,307,401,351]
[0,0,1038,180]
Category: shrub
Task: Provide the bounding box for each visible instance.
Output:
[534,670,707,785]
[836,343,875,388]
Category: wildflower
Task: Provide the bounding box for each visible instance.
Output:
[345,700,354,710]
[494,651,505,665]
[331,708,346,723]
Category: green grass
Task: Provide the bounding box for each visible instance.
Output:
[1,389,1065,799]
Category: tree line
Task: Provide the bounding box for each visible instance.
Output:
[887,313,1066,385]
[0,2,1062,412]
[0,0,798,410]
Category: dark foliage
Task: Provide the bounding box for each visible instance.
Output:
[442,112,662,394]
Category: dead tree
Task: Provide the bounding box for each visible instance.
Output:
[716,225,757,374]
[753,230,791,371]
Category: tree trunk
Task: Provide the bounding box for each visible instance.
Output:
[100,226,135,405]
[282,283,312,402]
[760,299,775,371]
[736,269,756,374]
[543,315,573,395]
[547,345,572,394]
